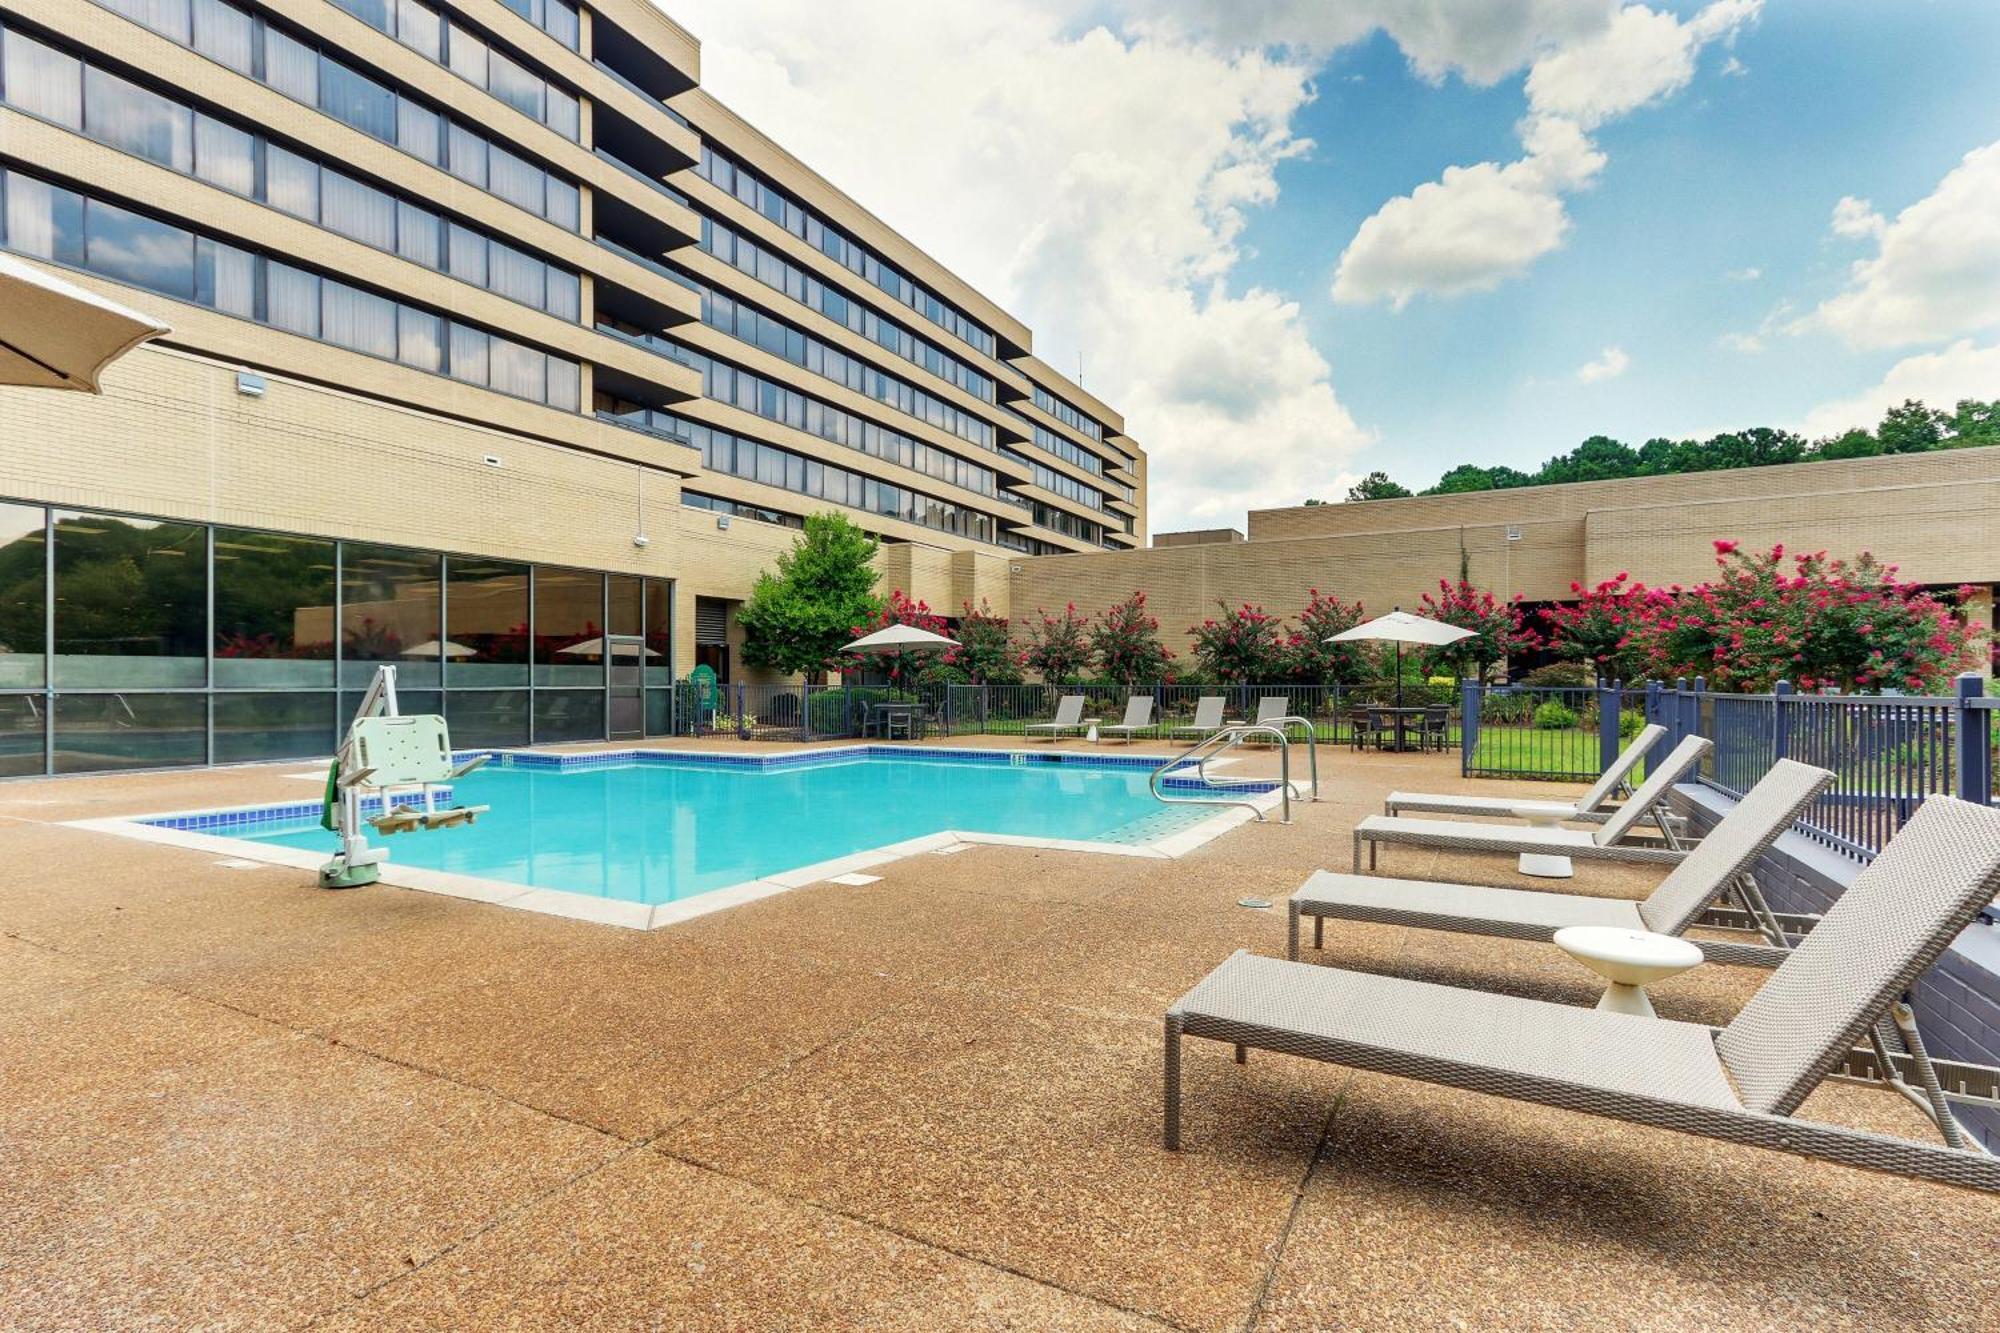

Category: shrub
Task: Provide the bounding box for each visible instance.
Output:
[1417,579,1540,682]
[1520,661,1594,688]
[1533,701,1580,730]
[1188,602,1286,683]
[1091,592,1173,687]
[1283,589,1368,684]
[1619,707,1648,739]
[1019,604,1093,684]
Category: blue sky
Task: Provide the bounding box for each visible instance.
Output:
[1233,0,2000,490]
[678,0,2000,527]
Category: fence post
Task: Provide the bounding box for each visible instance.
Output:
[1687,676,1706,744]
[735,683,748,740]
[1598,679,1621,771]
[1772,679,1792,761]
[1459,678,1481,777]
[1667,678,1686,749]
[1645,680,1662,736]
[1957,673,1991,805]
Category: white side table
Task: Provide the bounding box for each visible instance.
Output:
[1552,926,1704,1018]
[1514,808,1576,879]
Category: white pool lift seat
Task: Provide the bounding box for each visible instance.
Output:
[320,666,489,888]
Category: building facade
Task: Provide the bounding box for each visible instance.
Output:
[0,0,1145,774]
[1012,445,2000,665]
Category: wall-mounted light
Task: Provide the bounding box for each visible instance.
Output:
[482,454,503,468]
[632,534,651,548]
[1506,525,1523,542]
[235,371,266,397]
[716,514,731,531]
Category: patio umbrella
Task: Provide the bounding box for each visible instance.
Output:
[557,637,661,659]
[1328,608,1475,707]
[0,253,169,391]
[842,624,960,654]
[402,640,477,659]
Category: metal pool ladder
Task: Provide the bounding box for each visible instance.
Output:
[1149,718,1319,824]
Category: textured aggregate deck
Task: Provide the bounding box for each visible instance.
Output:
[2,736,1996,1330]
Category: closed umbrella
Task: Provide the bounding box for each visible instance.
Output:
[0,253,169,391]
[1328,608,1475,707]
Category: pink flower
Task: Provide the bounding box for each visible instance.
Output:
[1713,540,1739,555]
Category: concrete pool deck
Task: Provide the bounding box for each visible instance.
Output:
[2,738,1996,1329]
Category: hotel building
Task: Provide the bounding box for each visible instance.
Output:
[0,0,1145,773]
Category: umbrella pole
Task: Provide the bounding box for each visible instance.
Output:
[1395,642,1403,710]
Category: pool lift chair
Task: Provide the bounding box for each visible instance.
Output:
[318,664,490,889]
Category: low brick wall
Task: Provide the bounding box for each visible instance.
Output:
[1673,784,2000,1150]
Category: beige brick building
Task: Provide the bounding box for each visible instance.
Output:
[0,0,1142,772]
[1010,446,2000,666]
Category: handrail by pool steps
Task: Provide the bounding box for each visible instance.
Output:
[1150,719,1319,824]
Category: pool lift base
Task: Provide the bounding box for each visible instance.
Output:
[318,665,489,891]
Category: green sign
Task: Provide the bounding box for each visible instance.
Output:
[688,663,718,707]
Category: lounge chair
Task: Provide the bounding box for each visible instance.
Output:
[1170,696,1233,740]
[1384,722,1667,823]
[1350,735,1711,874]
[1165,795,2000,1190]
[1099,695,1156,743]
[1292,759,1834,968]
[1024,694,1096,740]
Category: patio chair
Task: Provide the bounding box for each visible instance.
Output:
[1100,695,1157,743]
[1420,705,1451,753]
[1292,759,1834,968]
[1384,723,1666,823]
[1170,696,1232,741]
[1024,694,1096,740]
[1350,736,1711,873]
[1165,795,2000,1191]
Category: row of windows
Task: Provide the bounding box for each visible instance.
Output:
[1030,501,1108,545]
[0,502,670,773]
[89,0,582,229]
[665,414,1002,546]
[680,491,803,530]
[695,214,994,404]
[695,144,998,359]
[0,26,580,321]
[329,0,580,138]
[696,283,995,451]
[1030,423,1103,476]
[675,344,999,498]
[498,0,582,50]
[1005,451,1106,512]
[0,168,580,409]
[1032,385,1105,442]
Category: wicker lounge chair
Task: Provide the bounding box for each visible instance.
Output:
[1165,796,2000,1190]
[1100,695,1157,743]
[1293,759,1834,968]
[1170,696,1232,740]
[1024,694,1096,740]
[1350,735,1711,873]
[1384,723,1666,823]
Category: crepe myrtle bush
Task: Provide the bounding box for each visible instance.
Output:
[1188,601,1287,684]
[851,589,951,684]
[1416,579,1539,683]
[1091,591,1173,688]
[1282,588,1370,685]
[1019,602,1094,685]
[1616,542,1982,693]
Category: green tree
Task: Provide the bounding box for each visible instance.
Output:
[737,513,883,677]
[1283,589,1368,684]
[1344,471,1413,502]
[1878,400,1950,454]
[1947,397,2000,444]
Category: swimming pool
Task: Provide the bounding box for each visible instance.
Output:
[112,746,1275,928]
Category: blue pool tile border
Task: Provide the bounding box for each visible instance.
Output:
[137,746,1275,834]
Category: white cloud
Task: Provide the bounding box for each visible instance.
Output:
[1829,195,1885,240]
[1805,143,2000,348]
[1117,0,1621,85]
[1796,340,2000,439]
[1719,331,1764,353]
[664,0,1367,530]
[1334,2,1759,308]
[1726,266,1761,281]
[1576,345,1630,382]
[1720,54,1747,76]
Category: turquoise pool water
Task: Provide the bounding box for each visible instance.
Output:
[207,752,1221,905]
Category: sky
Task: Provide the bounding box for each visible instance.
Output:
[661,0,2000,533]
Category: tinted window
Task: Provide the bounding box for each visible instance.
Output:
[85,199,194,299]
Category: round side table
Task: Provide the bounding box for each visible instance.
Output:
[1552,926,1704,1018]
[1515,808,1576,879]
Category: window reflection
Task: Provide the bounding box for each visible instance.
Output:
[212,529,336,687]
[340,542,440,688]
[213,692,335,762]
[446,556,529,686]
[533,567,603,686]
[53,692,205,773]
[0,502,45,688]
[52,512,206,687]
